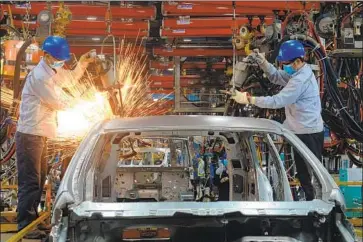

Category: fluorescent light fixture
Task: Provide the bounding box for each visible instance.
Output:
[153,98,158,102]
[183,38,192,42]
[86,16,97,21]
[92,37,100,41]
[168,68,174,71]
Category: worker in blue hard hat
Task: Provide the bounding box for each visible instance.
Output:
[15,35,95,238]
[231,40,324,201]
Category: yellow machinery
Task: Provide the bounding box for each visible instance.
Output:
[53,2,72,38]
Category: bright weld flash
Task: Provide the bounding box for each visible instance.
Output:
[57,92,112,138]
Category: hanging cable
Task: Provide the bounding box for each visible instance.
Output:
[231,1,237,94]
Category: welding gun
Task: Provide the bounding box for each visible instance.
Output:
[89,52,117,91]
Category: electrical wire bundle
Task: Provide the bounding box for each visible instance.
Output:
[286,35,362,144]
[290,35,363,167]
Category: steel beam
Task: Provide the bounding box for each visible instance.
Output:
[161,28,232,38]
[162,17,273,29]
[153,48,244,57]
[4,3,156,19]
[163,3,276,16]
[67,29,149,37]
[68,20,149,30]
[234,1,320,10]
[150,61,174,69]
[150,61,227,70]
[162,2,320,16]
[174,56,181,110]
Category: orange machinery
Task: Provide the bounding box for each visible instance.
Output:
[2,40,44,79]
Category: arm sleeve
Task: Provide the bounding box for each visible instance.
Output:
[254,78,301,109]
[56,63,87,88]
[28,75,69,111]
[261,62,291,87]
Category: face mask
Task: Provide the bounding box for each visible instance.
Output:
[50,61,65,70]
[283,64,296,75]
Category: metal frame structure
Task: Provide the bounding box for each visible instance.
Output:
[50,115,355,241]
[5,3,156,19]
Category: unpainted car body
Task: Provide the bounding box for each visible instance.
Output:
[50,116,356,242]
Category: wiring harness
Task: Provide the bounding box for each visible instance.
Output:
[297,37,363,143]
[292,35,362,167]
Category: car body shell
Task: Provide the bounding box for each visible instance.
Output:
[51,116,355,242]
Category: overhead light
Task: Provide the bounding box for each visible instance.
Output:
[183,38,192,42]
[153,98,158,102]
[92,37,100,41]
[168,68,174,71]
[87,16,97,21]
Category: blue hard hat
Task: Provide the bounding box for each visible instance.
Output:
[277,40,305,62]
[42,36,71,61]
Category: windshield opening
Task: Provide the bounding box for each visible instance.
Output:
[85,130,322,203]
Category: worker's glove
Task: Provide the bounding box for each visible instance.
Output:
[79,50,96,68]
[221,177,229,183]
[254,52,266,65]
[230,90,256,105]
[249,50,269,72]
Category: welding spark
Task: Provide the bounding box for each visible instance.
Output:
[47,37,172,161]
[57,92,112,138]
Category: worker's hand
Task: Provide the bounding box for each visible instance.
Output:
[248,50,266,65]
[79,50,96,68]
[255,52,266,65]
[221,177,229,183]
[230,90,250,104]
[248,49,269,72]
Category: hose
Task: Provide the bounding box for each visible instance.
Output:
[13,38,33,100]
[309,46,362,142]
[347,151,362,168]
[1,39,32,164]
